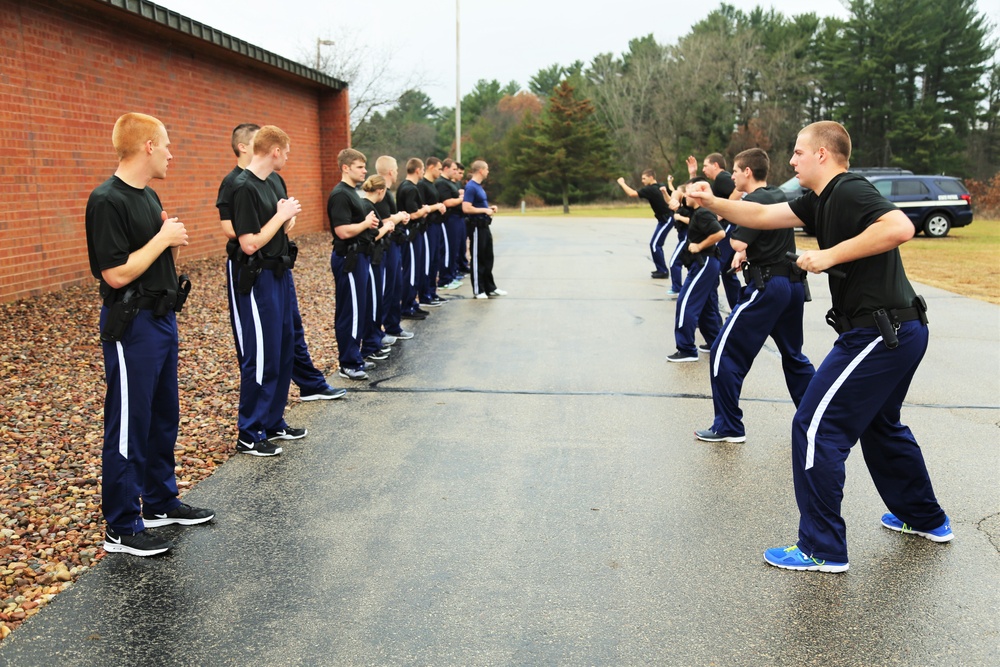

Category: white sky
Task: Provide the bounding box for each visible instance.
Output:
[153,0,998,109]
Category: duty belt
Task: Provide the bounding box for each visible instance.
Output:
[826,296,928,335]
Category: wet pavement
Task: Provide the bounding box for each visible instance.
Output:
[2,215,998,666]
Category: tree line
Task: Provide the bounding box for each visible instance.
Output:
[338,0,997,210]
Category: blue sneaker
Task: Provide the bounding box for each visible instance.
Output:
[880,513,953,542]
[764,545,849,573]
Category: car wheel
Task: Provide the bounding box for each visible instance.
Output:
[923,212,951,238]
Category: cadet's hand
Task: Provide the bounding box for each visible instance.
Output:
[365,211,378,229]
[731,249,746,272]
[667,175,674,183]
[685,181,714,206]
[489,205,498,214]
[795,249,836,274]
[277,197,302,221]
[686,155,698,176]
[616,177,626,185]
[436,202,447,214]
[383,219,395,232]
[421,205,431,216]
[458,189,464,198]
[159,210,188,247]
[284,215,297,233]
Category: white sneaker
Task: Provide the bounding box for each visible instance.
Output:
[474,292,489,300]
[488,288,508,296]
[382,334,398,346]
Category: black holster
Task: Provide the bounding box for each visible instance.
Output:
[235,253,262,294]
[100,286,140,342]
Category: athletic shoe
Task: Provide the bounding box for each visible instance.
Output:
[401,311,426,320]
[488,288,508,296]
[694,428,746,443]
[474,292,489,300]
[666,289,680,298]
[236,438,282,457]
[441,279,463,290]
[381,334,398,346]
[267,426,307,441]
[698,343,713,354]
[363,361,376,371]
[764,545,849,573]
[394,330,415,340]
[365,350,390,361]
[650,271,669,279]
[338,367,369,381]
[880,513,954,542]
[104,527,172,557]
[666,351,699,363]
[142,502,216,528]
[420,300,443,308]
[300,387,347,401]
[415,307,431,315]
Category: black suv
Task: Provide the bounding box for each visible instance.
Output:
[866,175,974,237]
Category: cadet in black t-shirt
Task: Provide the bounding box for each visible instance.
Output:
[688,152,740,308]
[695,148,814,444]
[327,148,379,380]
[396,159,433,318]
[688,121,950,574]
[617,169,676,279]
[87,113,214,558]
[417,158,449,305]
[230,125,302,457]
[374,155,415,340]
[667,179,725,362]
[435,158,467,290]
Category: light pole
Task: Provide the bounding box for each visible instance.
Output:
[455,0,461,162]
[315,38,335,70]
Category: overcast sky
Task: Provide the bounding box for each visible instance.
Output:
[154,0,998,109]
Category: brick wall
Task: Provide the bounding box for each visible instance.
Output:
[0,0,350,303]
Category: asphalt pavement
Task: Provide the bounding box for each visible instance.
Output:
[2,215,998,666]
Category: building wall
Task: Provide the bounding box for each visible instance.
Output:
[0,0,349,302]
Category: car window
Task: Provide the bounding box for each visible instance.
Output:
[873,181,892,197]
[894,180,929,196]
[934,179,967,195]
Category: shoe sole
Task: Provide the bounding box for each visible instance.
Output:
[269,432,307,441]
[236,447,283,457]
[764,557,849,573]
[338,374,369,381]
[666,356,699,363]
[695,432,746,443]
[142,514,215,528]
[300,391,346,401]
[103,541,171,557]
[880,519,954,542]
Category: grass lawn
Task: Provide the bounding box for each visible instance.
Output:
[516,205,999,305]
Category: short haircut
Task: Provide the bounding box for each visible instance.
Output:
[684,176,709,186]
[253,125,290,156]
[405,157,424,175]
[375,155,397,176]
[705,153,727,170]
[801,121,852,165]
[642,169,656,179]
[733,147,769,182]
[425,156,442,169]
[362,175,387,192]
[231,123,260,157]
[112,112,165,160]
[442,158,455,169]
[338,148,367,169]
[469,160,487,174]
[455,162,465,170]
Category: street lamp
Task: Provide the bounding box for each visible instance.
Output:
[315,38,335,70]
[455,0,461,162]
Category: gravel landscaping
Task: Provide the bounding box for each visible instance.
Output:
[0,232,340,641]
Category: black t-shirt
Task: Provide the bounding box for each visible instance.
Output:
[436,177,462,217]
[711,171,735,199]
[675,204,692,230]
[327,181,375,245]
[732,186,793,266]
[232,169,289,259]
[396,180,423,215]
[638,184,670,219]
[687,208,724,247]
[788,172,915,318]
[216,166,243,258]
[418,177,443,224]
[86,176,177,295]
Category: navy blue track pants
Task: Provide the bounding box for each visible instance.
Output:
[708,276,814,437]
[382,243,404,335]
[331,250,371,372]
[791,320,945,563]
[674,256,722,355]
[650,215,673,274]
[100,309,180,534]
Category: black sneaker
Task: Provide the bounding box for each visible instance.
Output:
[104,527,172,557]
[300,387,347,401]
[694,428,746,443]
[366,350,390,361]
[401,311,426,320]
[236,438,283,457]
[267,426,307,441]
[420,300,443,308]
[698,343,713,354]
[666,351,699,363]
[415,307,431,315]
[143,502,216,527]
